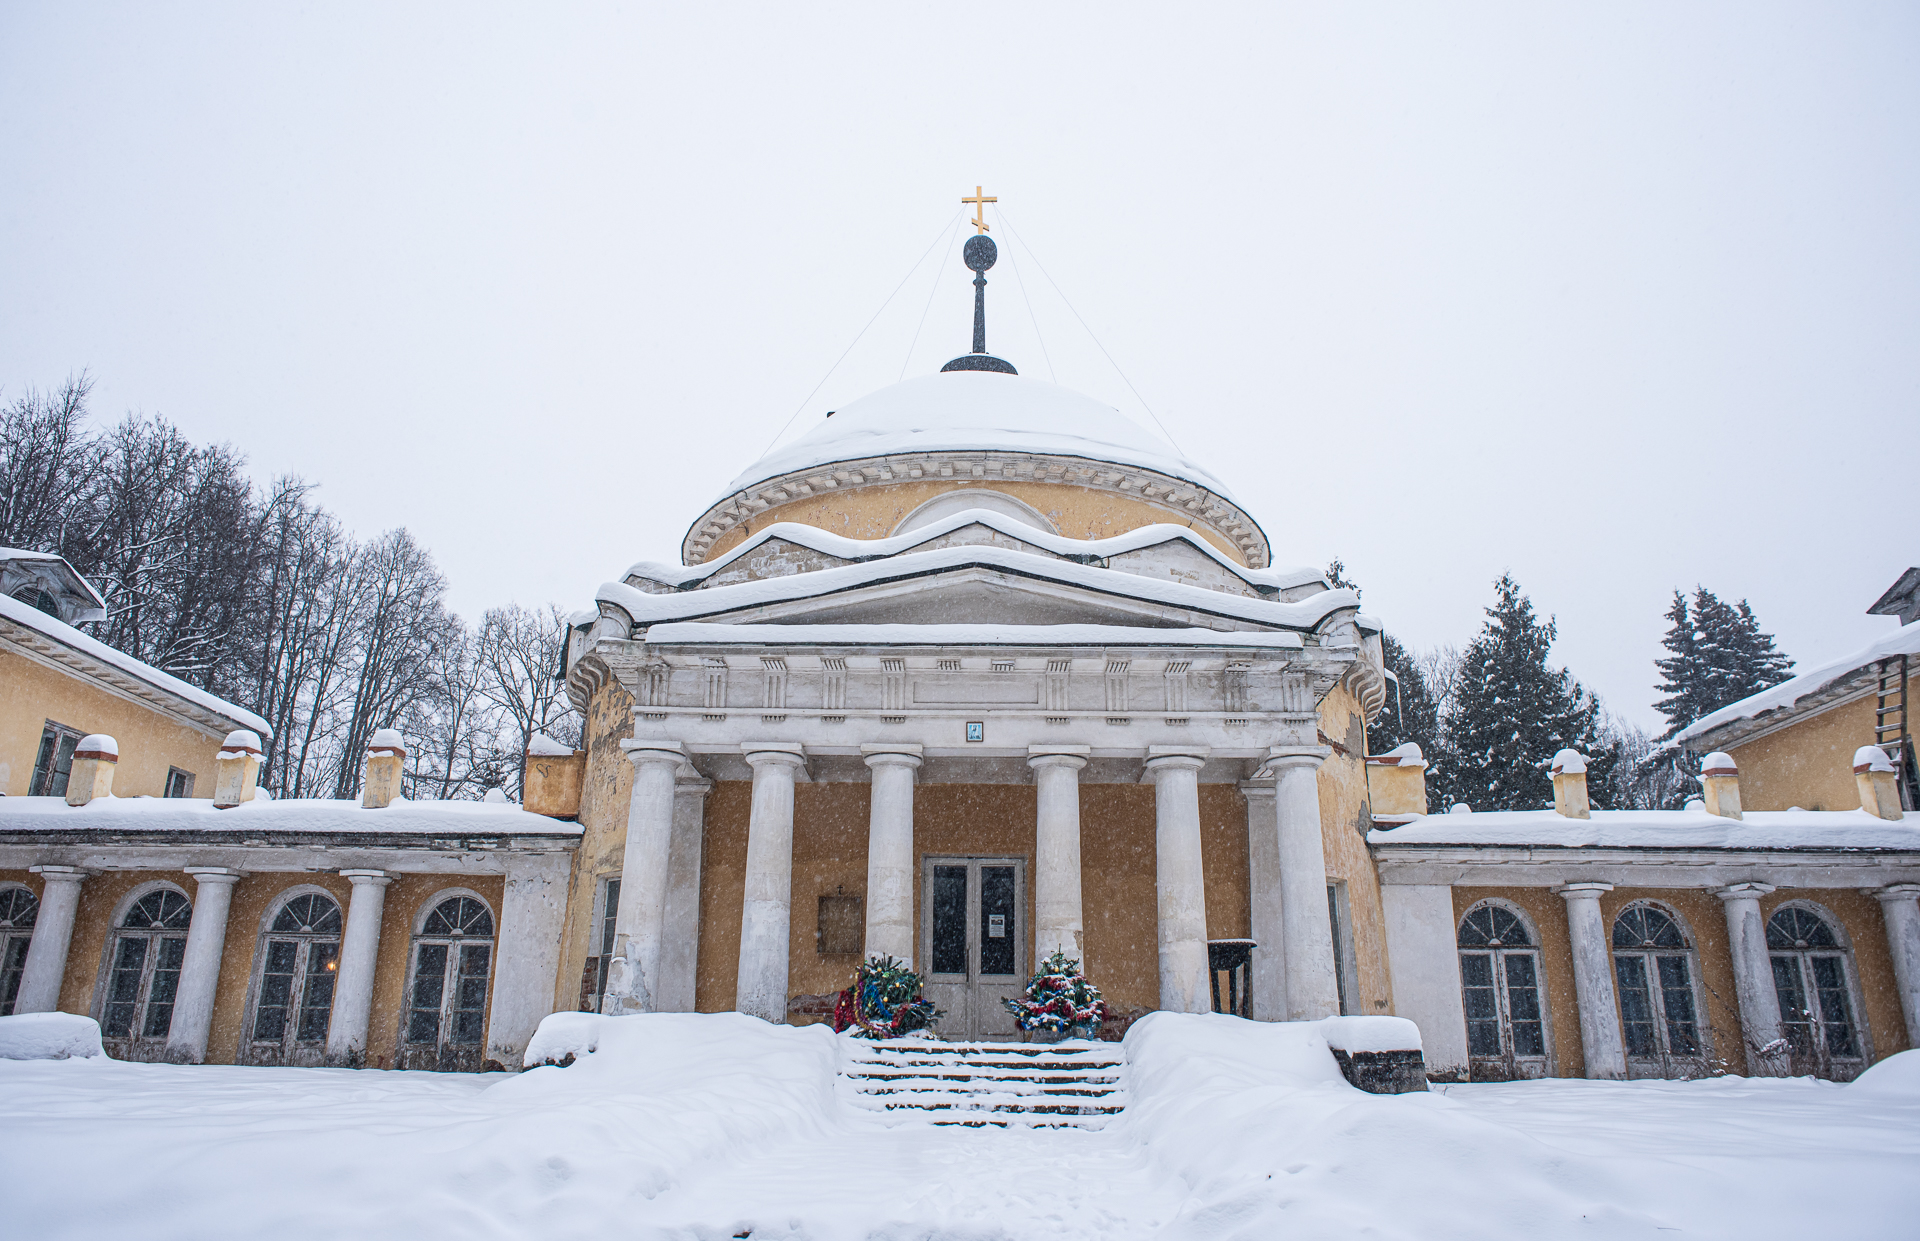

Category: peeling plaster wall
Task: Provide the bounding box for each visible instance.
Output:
[1318,683,1394,1017]
[703,478,1250,566]
[552,678,635,1014]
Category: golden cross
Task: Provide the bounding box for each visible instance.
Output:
[962,185,997,233]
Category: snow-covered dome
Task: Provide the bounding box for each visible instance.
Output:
[718,371,1235,502]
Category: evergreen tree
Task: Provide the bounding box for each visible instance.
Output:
[1368,633,1442,758]
[1653,587,1794,739]
[1444,574,1616,811]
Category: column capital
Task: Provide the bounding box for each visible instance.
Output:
[1028,743,1090,759]
[1143,753,1206,779]
[1028,748,1088,772]
[1555,882,1614,901]
[184,867,244,885]
[1873,883,1920,901]
[621,738,688,766]
[28,864,89,882]
[742,744,807,770]
[1716,881,1776,901]
[862,744,924,770]
[1238,778,1277,799]
[1267,745,1332,774]
[674,777,714,794]
[339,869,393,887]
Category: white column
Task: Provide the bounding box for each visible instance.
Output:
[1557,882,1626,1080]
[737,744,805,1023]
[164,867,242,1064]
[656,779,710,1013]
[608,740,686,1014]
[1717,882,1786,1076]
[1382,883,1469,1079]
[1146,751,1211,1014]
[1873,884,1920,1051]
[15,866,87,1014]
[486,850,572,1068]
[326,869,390,1066]
[1270,746,1340,1020]
[1029,746,1090,962]
[862,746,922,965]
[1240,780,1286,1020]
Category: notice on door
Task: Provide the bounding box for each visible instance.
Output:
[987,913,1006,938]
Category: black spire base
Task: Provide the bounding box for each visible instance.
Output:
[941,353,1018,374]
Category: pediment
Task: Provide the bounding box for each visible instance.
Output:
[666,564,1280,632]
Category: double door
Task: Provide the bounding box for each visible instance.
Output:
[921,857,1025,1041]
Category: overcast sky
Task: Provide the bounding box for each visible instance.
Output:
[3,3,1915,731]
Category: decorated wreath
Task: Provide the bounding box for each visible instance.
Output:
[1003,951,1108,1037]
[833,955,941,1039]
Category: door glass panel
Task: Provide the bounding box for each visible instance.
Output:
[1810,955,1858,1057]
[407,943,447,1044]
[1772,955,1814,1054]
[1656,955,1700,1055]
[1504,954,1545,1057]
[104,937,148,1037]
[297,941,339,1042]
[931,866,967,975]
[451,944,490,1045]
[1459,952,1500,1056]
[1,935,29,1015]
[979,866,1015,977]
[254,939,299,1041]
[1615,955,1655,1056]
[142,936,187,1038]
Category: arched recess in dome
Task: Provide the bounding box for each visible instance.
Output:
[893,489,1058,537]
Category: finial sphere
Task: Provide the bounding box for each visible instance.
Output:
[963,234,998,273]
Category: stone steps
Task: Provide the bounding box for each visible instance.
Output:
[839,1038,1127,1129]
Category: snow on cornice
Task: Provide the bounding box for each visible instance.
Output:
[0,592,270,737]
[643,622,1307,649]
[0,794,578,837]
[717,372,1235,503]
[1368,806,1920,851]
[1674,622,1920,748]
[625,510,1327,595]
[596,545,1361,633]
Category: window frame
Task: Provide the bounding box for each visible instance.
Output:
[579,875,621,1013]
[91,881,194,1062]
[29,720,85,797]
[1765,900,1874,1081]
[1608,899,1712,1078]
[397,888,497,1072]
[1327,881,1360,1016]
[240,885,345,1067]
[1456,899,1554,1081]
[164,767,196,798]
[0,883,40,1016]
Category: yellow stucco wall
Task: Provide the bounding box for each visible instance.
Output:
[1724,673,1920,811]
[2,865,504,1068]
[551,679,636,1014]
[0,645,230,798]
[1320,683,1395,1016]
[703,478,1249,566]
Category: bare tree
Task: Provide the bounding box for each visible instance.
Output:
[0,373,101,552]
[475,604,582,797]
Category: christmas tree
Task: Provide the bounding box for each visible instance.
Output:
[1367,632,1445,762]
[834,955,941,1039]
[1003,951,1109,1037]
[1654,587,1794,739]
[1444,574,1616,811]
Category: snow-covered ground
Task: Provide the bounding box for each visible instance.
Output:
[3,1011,1916,1240]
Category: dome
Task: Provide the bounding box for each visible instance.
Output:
[717,371,1236,502]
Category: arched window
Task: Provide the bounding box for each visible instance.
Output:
[245,891,342,1066]
[1767,904,1868,1079]
[1611,903,1706,1076]
[1458,902,1549,1080]
[400,894,495,1071]
[102,887,193,1057]
[0,886,39,1016]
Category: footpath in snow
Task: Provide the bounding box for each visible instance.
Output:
[2,1010,1918,1239]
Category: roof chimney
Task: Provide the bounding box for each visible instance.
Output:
[1701,752,1743,820]
[1855,746,1905,821]
[213,730,263,809]
[361,729,407,809]
[1551,749,1590,819]
[65,734,117,806]
[1365,742,1429,825]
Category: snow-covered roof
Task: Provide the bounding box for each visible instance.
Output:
[597,544,1361,633]
[719,372,1235,503]
[626,510,1328,596]
[0,591,270,737]
[0,794,579,837]
[1674,622,1920,748]
[643,622,1308,649]
[1368,807,1919,851]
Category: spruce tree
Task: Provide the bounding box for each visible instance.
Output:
[1446,574,1615,811]
[1652,587,1794,739]
[1652,591,1701,740]
[1368,633,1442,758]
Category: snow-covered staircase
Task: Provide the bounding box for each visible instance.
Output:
[839,1038,1127,1129]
